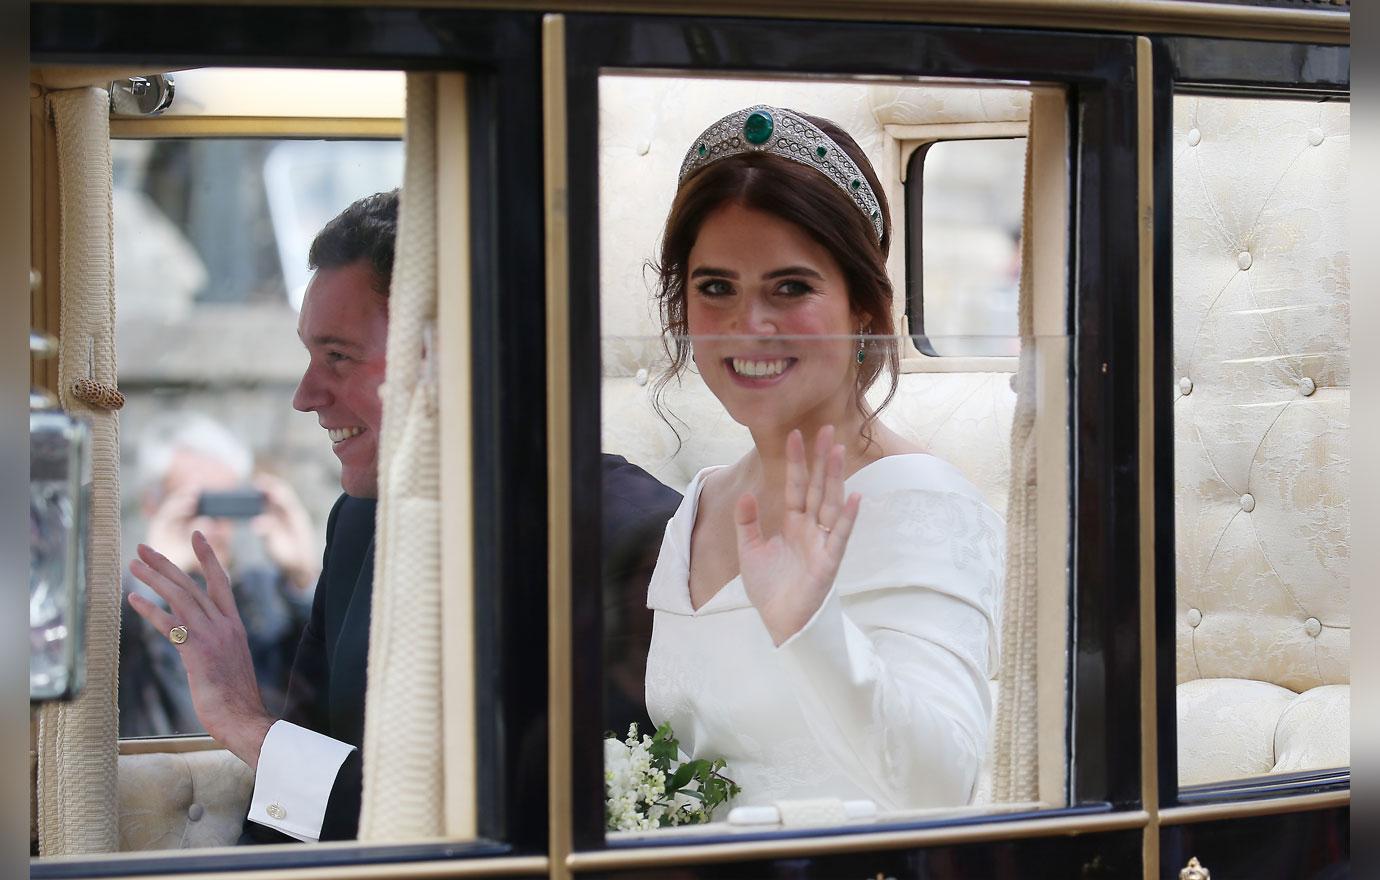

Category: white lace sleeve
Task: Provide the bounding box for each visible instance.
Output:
[773,482,1003,810]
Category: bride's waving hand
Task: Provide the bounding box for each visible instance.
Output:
[735,426,861,646]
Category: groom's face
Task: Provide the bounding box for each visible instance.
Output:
[292,260,389,498]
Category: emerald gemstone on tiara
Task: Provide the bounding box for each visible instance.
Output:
[743,110,774,145]
[677,104,885,243]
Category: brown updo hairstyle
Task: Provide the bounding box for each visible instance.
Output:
[652,110,899,444]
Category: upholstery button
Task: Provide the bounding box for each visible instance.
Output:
[266,803,287,820]
[187,803,203,822]
[1298,376,1316,396]
[1187,128,1201,146]
[1179,376,1193,396]
[1305,617,1322,637]
[1188,608,1202,627]
[636,140,651,156]
[1240,493,1255,513]
[635,368,648,386]
[1237,251,1253,271]
[1308,127,1325,146]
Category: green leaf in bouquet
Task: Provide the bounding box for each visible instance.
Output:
[649,726,680,767]
[667,762,696,791]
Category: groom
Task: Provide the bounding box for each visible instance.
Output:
[127,190,680,842]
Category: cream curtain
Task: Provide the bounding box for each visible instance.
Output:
[36,86,122,856]
[357,73,446,840]
[991,133,1040,803]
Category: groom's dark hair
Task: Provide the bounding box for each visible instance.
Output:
[308,188,399,296]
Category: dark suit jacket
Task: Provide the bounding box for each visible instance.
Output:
[242,493,376,843]
[243,456,676,843]
[600,455,681,739]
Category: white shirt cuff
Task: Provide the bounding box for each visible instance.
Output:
[247,719,356,841]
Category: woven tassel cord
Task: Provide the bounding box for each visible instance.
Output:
[357,73,446,840]
[37,86,122,856]
[991,130,1040,804]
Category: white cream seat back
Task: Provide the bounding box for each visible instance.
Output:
[117,749,253,850]
[1172,95,1350,786]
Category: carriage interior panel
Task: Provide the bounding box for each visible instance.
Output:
[1171,93,1350,789]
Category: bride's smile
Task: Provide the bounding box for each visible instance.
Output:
[686,202,859,432]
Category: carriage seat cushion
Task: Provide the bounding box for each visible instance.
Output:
[1176,679,1349,786]
[118,749,254,851]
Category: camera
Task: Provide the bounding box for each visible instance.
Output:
[195,489,266,519]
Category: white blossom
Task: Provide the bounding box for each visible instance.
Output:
[605,722,735,831]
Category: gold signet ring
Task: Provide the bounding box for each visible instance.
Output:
[168,625,189,645]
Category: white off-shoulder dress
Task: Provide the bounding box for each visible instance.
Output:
[644,453,1004,811]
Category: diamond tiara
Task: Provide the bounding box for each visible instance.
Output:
[677,105,885,243]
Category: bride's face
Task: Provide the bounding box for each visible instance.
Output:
[685,201,860,433]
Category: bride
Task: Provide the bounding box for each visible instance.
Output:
[642,105,1004,812]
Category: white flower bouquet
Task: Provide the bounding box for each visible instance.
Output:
[604,722,741,831]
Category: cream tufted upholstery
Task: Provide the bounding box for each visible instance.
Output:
[117,750,253,850]
[1173,95,1350,785]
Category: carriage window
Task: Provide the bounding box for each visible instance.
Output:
[1172,94,1350,790]
[113,135,403,738]
[30,62,431,862]
[597,73,1070,838]
[905,137,1025,357]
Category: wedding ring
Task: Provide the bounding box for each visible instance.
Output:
[168,625,189,645]
[818,525,832,535]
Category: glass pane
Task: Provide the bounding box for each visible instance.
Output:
[30,410,90,701]
[1173,94,1350,788]
[913,138,1025,357]
[113,136,402,740]
[598,74,1069,838]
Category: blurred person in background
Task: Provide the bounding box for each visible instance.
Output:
[120,412,321,737]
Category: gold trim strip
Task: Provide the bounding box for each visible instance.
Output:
[109,116,403,139]
[28,854,550,880]
[567,811,1151,871]
[436,70,479,841]
[1159,790,1350,826]
[542,13,574,880]
[1134,34,1159,880]
[48,1,1348,44]
[1025,86,1072,810]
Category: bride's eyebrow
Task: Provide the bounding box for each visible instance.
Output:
[690,266,738,279]
[764,266,825,280]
